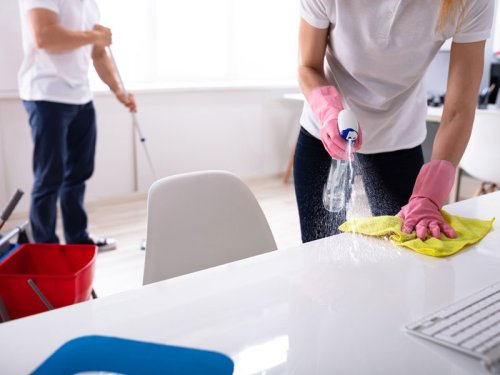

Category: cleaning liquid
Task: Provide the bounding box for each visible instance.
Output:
[322,109,359,213]
[323,144,353,212]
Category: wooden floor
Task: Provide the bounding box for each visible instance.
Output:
[2,173,485,297]
[87,176,303,296]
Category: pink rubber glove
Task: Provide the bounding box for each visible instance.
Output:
[397,160,457,240]
[308,86,362,160]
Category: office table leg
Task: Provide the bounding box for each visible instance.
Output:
[283,144,296,184]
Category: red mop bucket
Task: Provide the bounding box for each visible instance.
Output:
[0,243,97,320]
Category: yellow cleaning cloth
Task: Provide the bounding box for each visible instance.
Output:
[339,211,495,257]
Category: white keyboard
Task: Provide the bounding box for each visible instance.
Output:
[406,282,500,374]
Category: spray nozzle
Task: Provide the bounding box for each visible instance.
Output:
[338,109,359,142]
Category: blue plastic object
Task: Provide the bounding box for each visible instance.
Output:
[32,336,234,375]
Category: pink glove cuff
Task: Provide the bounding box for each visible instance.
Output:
[412,160,456,208]
[308,86,344,125]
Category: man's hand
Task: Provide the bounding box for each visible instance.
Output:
[92,25,112,48]
[114,89,137,113]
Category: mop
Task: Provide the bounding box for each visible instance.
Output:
[107,47,158,186]
[107,47,157,250]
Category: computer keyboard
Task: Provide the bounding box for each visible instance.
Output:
[406,281,500,374]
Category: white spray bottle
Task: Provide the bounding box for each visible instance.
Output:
[322,109,359,212]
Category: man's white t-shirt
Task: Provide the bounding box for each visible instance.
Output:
[18,0,100,105]
[300,0,494,154]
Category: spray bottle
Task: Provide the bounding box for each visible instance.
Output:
[322,109,359,212]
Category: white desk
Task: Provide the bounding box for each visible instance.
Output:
[1,193,500,374]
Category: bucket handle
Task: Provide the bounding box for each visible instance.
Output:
[27,279,54,311]
[0,296,10,322]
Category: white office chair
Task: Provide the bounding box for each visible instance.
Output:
[458,111,500,198]
[143,170,277,285]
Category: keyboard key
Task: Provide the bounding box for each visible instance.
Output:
[462,337,485,350]
[476,335,500,354]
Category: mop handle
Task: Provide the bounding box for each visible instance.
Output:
[107,46,129,97]
[107,47,157,180]
[107,47,146,142]
[0,189,24,230]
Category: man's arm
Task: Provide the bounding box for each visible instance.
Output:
[27,8,110,52]
[92,44,137,112]
[432,40,486,166]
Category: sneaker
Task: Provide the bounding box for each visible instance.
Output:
[89,235,117,251]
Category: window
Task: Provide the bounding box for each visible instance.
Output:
[90,0,300,90]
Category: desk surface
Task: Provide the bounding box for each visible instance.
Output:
[1,193,500,375]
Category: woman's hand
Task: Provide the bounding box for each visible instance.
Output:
[397,160,456,240]
[309,86,362,159]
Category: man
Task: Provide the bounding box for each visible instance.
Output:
[18,0,137,249]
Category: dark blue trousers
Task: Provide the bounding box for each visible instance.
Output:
[23,100,97,244]
[293,126,424,243]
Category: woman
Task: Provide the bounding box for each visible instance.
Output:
[294,0,494,242]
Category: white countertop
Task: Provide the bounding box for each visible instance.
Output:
[0,193,499,374]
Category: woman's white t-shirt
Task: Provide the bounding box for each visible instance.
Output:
[18,0,100,105]
[299,0,494,154]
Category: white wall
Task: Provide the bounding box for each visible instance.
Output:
[0,87,302,211]
[0,1,23,95]
[0,104,9,206]
[494,0,500,55]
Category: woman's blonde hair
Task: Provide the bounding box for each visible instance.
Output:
[437,0,465,31]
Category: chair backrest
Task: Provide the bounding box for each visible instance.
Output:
[460,112,500,185]
[143,171,277,285]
